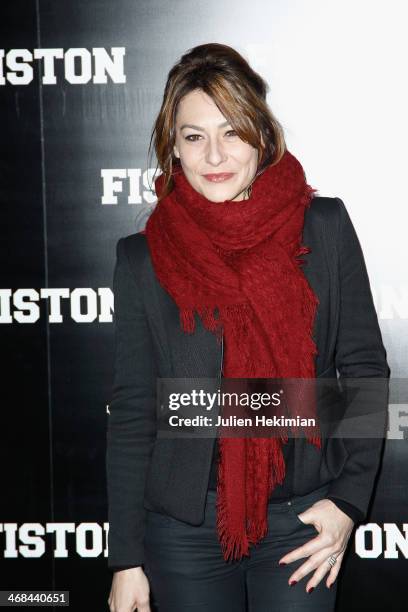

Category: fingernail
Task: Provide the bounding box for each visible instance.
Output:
[279,562,286,566]
[289,580,297,586]
[307,587,314,594]
[328,583,333,589]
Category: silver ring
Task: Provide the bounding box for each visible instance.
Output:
[327,554,337,567]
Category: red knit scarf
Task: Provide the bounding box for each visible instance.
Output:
[143,149,321,561]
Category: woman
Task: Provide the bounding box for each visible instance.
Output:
[106,43,390,612]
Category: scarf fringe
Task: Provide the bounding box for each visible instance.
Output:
[216,472,251,562]
[180,305,226,343]
[216,521,251,562]
[308,435,322,449]
[296,184,318,265]
[179,308,196,333]
[295,244,311,266]
[302,185,318,208]
[269,437,286,489]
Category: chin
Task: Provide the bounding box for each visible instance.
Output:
[199,184,237,203]
[203,191,234,203]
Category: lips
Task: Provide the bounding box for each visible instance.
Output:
[202,173,235,182]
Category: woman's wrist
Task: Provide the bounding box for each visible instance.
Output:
[326,495,364,524]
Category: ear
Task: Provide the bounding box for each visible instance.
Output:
[259,131,265,149]
[173,145,180,159]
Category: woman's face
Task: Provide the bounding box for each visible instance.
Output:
[173,88,259,202]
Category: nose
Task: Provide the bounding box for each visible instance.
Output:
[205,136,227,166]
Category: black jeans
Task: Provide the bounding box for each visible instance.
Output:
[144,482,338,611]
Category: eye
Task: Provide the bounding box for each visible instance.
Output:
[185,134,202,142]
[225,130,237,137]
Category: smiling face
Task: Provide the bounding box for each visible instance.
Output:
[173,88,260,202]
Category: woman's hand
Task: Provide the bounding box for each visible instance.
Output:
[278,498,355,592]
[108,566,151,612]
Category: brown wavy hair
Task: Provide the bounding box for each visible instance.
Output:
[147,42,287,202]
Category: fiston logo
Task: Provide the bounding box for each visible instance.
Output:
[0,48,126,85]
[354,523,408,559]
[1,521,406,560]
[0,522,110,558]
[0,289,113,323]
[101,168,158,204]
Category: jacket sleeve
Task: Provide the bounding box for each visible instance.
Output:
[326,198,390,520]
[327,495,364,524]
[106,236,158,570]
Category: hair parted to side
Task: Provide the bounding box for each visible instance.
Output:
[147,42,287,202]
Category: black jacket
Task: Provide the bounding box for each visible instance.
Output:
[106,196,390,570]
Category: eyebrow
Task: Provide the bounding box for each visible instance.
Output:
[179,120,231,131]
